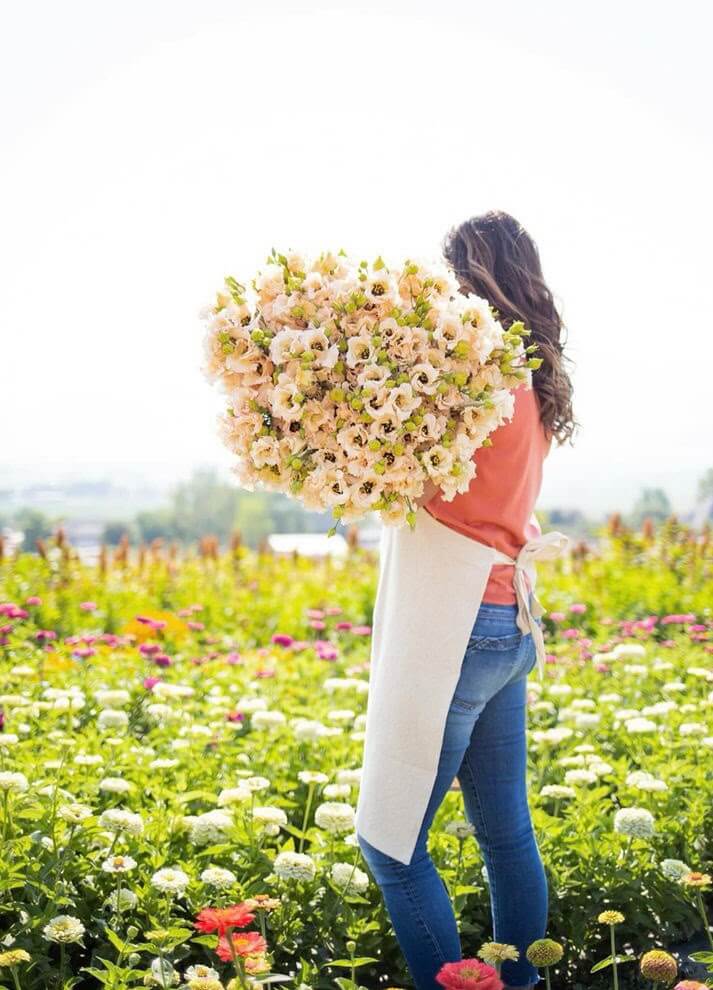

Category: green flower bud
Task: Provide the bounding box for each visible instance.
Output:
[526,939,564,968]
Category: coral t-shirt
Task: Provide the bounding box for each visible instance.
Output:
[424,383,552,604]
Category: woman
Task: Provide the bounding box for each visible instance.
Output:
[355,211,576,990]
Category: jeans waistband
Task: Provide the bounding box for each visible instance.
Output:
[477,601,519,615]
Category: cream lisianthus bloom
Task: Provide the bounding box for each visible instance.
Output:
[416,411,446,443]
[317,467,352,508]
[224,336,264,376]
[337,422,369,458]
[350,475,383,512]
[255,263,285,301]
[410,362,440,396]
[270,377,303,422]
[389,382,421,422]
[423,444,455,482]
[303,328,339,369]
[362,386,394,421]
[250,436,282,469]
[390,326,429,363]
[356,363,390,389]
[269,328,302,365]
[380,498,410,527]
[433,311,466,350]
[367,413,400,444]
[346,334,374,369]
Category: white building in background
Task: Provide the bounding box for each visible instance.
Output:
[267,532,348,558]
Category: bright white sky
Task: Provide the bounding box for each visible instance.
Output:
[1,0,711,514]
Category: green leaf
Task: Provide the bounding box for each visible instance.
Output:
[591,955,637,973]
[324,958,378,968]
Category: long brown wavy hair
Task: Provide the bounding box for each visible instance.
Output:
[443,210,576,445]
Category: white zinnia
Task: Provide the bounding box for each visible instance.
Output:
[150,867,190,895]
[273,851,316,882]
[613,807,655,839]
[330,861,369,894]
[314,802,355,834]
[43,915,86,943]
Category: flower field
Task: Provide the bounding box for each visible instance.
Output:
[0,519,712,990]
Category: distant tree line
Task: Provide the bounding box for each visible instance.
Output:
[3,467,713,552]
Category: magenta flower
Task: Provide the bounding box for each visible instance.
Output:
[25,596,42,606]
[35,629,57,641]
[316,645,338,661]
[139,643,160,656]
[79,601,97,612]
[325,606,342,616]
[569,603,587,614]
[350,625,372,636]
[72,647,95,659]
[548,611,566,623]
[136,615,166,630]
[143,676,161,690]
[154,654,172,668]
[225,652,242,665]
[661,613,696,624]
[562,628,580,639]
[226,710,244,722]
[335,621,353,631]
[271,633,294,648]
[187,620,205,632]
[310,619,326,630]
[306,609,325,619]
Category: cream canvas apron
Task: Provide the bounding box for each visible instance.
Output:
[354,505,570,866]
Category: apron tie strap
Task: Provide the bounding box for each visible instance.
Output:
[492,531,570,679]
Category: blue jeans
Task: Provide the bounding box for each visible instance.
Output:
[357,601,545,990]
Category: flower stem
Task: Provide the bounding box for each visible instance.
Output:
[226,927,249,990]
[10,967,22,990]
[299,782,316,854]
[696,891,713,951]
[544,966,551,990]
[610,925,619,990]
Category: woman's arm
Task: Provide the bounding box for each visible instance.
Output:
[413,478,438,510]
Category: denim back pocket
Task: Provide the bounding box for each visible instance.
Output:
[468,631,523,652]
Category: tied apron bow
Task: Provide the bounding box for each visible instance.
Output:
[491,530,571,679]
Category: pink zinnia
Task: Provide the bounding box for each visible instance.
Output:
[187,620,204,631]
[674,982,708,990]
[271,633,294,648]
[325,606,342,616]
[80,601,97,612]
[436,959,503,990]
[143,676,161,690]
[350,625,372,636]
[335,621,353,631]
[569,602,587,614]
[306,608,325,619]
[26,596,42,606]
[310,619,326,630]
[548,611,565,623]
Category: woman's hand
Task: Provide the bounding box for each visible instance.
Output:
[413,478,438,509]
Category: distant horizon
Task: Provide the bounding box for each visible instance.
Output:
[1,456,707,519]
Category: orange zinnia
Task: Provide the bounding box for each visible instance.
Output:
[216,930,268,961]
[195,903,255,934]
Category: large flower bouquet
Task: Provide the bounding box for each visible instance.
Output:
[202,250,541,528]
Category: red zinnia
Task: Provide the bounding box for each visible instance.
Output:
[216,930,267,961]
[436,959,504,990]
[195,904,255,935]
